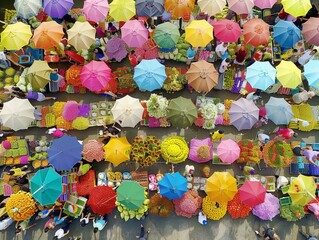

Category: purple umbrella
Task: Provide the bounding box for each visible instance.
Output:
[188,138,213,163]
[252,193,280,221]
[106,37,128,62]
[44,0,74,19]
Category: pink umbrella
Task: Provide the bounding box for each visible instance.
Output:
[44,0,74,19]
[121,20,149,48]
[82,139,105,162]
[217,139,240,164]
[106,37,128,62]
[213,19,241,43]
[228,0,254,15]
[189,138,213,163]
[243,19,270,47]
[80,60,111,92]
[253,0,277,9]
[302,17,319,46]
[239,181,266,208]
[83,0,109,23]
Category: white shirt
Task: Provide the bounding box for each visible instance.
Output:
[258,133,270,143]
[54,229,65,239]
[0,217,14,230]
[80,216,89,224]
[219,59,229,73]
[215,44,228,58]
[298,50,315,65]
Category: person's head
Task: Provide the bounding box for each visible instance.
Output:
[308,91,315,98]
[130,50,135,54]
[225,58,231,63]
[108,22,113,27]
[218,130,224,134]
[310,49,318,55]
[80,220,87,227]
[44,227,50,233]
[94,48,103,54]
[261,48,267,53]
[15,226,22,234]
[293,132,298,138]
[93,227,99,233]
[265,138,270,143]
[222,42,228,47]
[210,16,215,20]
[150,25,156,30]
[293,48,298,53]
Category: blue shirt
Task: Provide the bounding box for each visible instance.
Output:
[187,48,196,58]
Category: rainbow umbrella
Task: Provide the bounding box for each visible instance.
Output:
[304,60,319,89]
[14,0,42,19]
[44,0,74,19]
[281,0,312,18]
[136,0,165,17]
[109,0,136,22]
[243,19,270,47]
[253,0,277,9]
[213,19,241,43]
[185,20,214,47]
[217,139,240,164]
[273,20,301,49]
[276,60,301,88]
[228,0,254,15]
[121,20,149,48]
[164,0,195,18]
[197,0,226,16]
[32,21,64,50]
[67,21,96,51]
[1,22,32,50]
[83,0,109,23]
[302,17,319,46]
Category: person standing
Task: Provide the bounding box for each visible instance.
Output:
[234,44,247,66]
[215,42,228,60]
[255,225,280,240]
[215,58,231,90]
[186,46,197,68]
[53,219,73,240]
[136,224,150,240]
[93,214,108,233]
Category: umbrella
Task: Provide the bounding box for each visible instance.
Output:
[217,139,240,164]
[133,59,166,91]
[213,19,242,43]
[103,137,131,166]
[273,20,301,49]
[109,0,136,22]
[1,22,32,50]
[304,60,319,89]
[243,19,270,47]
[30,168,62,206]
[253,0,277,9]
[252,193,280,221]
[121,20,149,48]
[48,135,83,171]
[0,98,35,131]
[228,0,254,15]
[80,60,111,92]
[197,0,226,16]
[188,138,213,163]
[158,172,187,200]
[117,181,145,210]
[186,60,218,93]
[111,95,144,127]
[164,0,195,18]
[265,97,293,125]
[276,60,301,88]
[246,61,276,91]
[205,172,238,203]
[87,186,117,215]
[228,98,259,131]
[82,139,105,162]
[239,181,266,208]
[167,96,198,128]
[44,0,74,18]
[32,21,64,50]
[14,0,42,19]
[26,60,53,89]
[136,0,165,17]
[185,20,214,48]
[281,0,312,18]
[106,37,128,62]
[83,0,109,23]
[288,174,317,206]
[153,22,180,49]
[302,18,319,46]
[67,21,96,51]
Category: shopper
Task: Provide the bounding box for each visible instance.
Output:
[136,224,151,240]
[255,225,280,240]
[93,214,108,233]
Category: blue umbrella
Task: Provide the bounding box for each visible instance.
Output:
[158,172,187,200]
[133,59,166,91]
[48,135,83,171]
[265,97,293,125]
[246,61,276,91]
[273,20,301,49]
[304,60,319,89]
[136,0,165,17]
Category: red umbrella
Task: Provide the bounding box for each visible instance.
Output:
[87,186,117,215]
[239,181,266,208]
[302,17,319,46]
[213,19,241,43]
[243,19,270,47]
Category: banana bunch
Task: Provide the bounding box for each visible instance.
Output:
[4,9,16,24]
[215,6,229,20]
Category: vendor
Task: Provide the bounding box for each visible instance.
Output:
[211,130,224,141]
[272,127,298,141]
[8,165,30,177]
[102,123,121,145]
[77,161,92,177]
[303,149,319,167]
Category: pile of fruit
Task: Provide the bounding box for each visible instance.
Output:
[0,67,21,90]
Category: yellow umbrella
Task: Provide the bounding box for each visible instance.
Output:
[1,22,32,50]
[288,174,316,206]
[164,0,195,18]
[32,21,64,50]
[103,137,132,167]
[276,60,301,89]
[185,20,213,47]
[26,60,53,89]
[67,21,96,51]
[109,0,136,22]
[205,172,238,203]
[197,0,226,16]
[281,0,312,18]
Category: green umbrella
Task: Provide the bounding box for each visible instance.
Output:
[26,60,52,89]
[167,96,198,128]
[153,22,180,49]
[116,181,145,210]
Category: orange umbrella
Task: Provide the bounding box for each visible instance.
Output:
[164,0,195,18]
[32,21,64,50]
[243,19,270,47]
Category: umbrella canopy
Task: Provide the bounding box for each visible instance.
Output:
[276,60,301,89]
[30,168,62,206]
[239,181,266,208]
[121,20,149,48]
[106,37,128,62]
[167,96,198,128]
[302,18,319,46]
[109,0,136,22]
[243,19,270,47]
[189,138,213,163]
[117,181,145,210]
[111,95,144,127]
[83,0,109,23]
[26,60,53,89]
[252,193,280,221]
[253,0,277,9]
[1,22,32,51]
[213,19,241,43]
[44,0,74,18]
[228,98,259,131]
[87,186,117,215]
[158,172,187,200]
[32,21,64,50]
[273,20,301,49]
[136,0,165,17]
[164,0,195,18]
[265,97,293,125]
[67,21,96,51]
[0,98,35,131]
[103,137,131,166]
[186,60,218,93]
[153,22,180,49]
[246,61,276,91]
[288,174,316,206]
[82,139,105,162]
[304,60,319,89]
[48,135,83,171]
[228,0,254,15]
[197,0,226,16]
[217,139,240,164]
[281,0,312,18]
[14,0,42,19]
[205,172,238,203]
[185,20,214,47]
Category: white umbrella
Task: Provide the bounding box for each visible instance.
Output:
[67,21,96,51]
[197,0,226,16]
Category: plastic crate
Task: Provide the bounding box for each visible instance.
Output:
[281,185,290,194]
[309,164,319,176]
[280,196,292,206]
[290,162,310,175]
[313,143,319,151]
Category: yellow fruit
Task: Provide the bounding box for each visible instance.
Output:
[5,67,15,77]
[4,77,13,84]
[0,70,5,78]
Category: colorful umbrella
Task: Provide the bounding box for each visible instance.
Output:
[82,139,105,162]
[167,96,198,129]
[103,137,131,166]
[288,174,317,206]
[14,0,42,19]
[83,0,109,23]
[164,0,195,18]
[136,0,165,17]
[0,98,35,131]
[239,181,266,208]
[158,172,187,200]
[188,138,213,163]
[87,186,117,215]
[117,181,145,210]
[106,37,128,62]
[304,60,319,89]
[30,168,62,206]
[44,0,74,18]
[273,20,301,49]
[186,60,218,93]
[26,60,53,89]
[253,0,277,9]
[185,20,214,47]
[121,20,149,48]
[302,18,319,46]
[228,0,254,15]
[252,193,279,221]
[67,21,96,51]
[1,22,32,50]
[228,98,259,131]
[197,0,226,16]
[32,21,64,50]
[133,59,166,91]
[281,0,312,18]
[246,61,276,91]
[276,60,301,89]
[213,19,241,43]
[109,0,136,22]
[265,97,293,125]
[243,19,270,47]
[48,135,83,171]
[153,22,180,49]
[205,172,238,203]
[217,139,240,164]
[135,39,159,59]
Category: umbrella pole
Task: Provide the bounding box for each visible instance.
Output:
[0,20,7,25]
[97,195,117,205]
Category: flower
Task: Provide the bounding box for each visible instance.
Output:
[146,94,169,119]
[199,102,217,120]
[197,146,211,161]
[227,193,251,219]
[72,117,89,130]
[173,190,202,218]
[52,102,66,117]
[280,204,305,221]
[149,193,174,217]
[194,117,205,127]
[202,196,227,220]
[162,67,185,93]
[131,136,161,166]
[66,65,83,87]
[161,136,189,164]
[203,119,215,130]
[216,103,225,114]
[6,191,37,221]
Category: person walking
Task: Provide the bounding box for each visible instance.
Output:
[93,214,108,233]
[136,224,150,240]
[255,225,280,239]
[299,228,318,240]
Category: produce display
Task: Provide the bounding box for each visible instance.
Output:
[162,67,186,93]
[280,204,305,222]
[113,66,137,94]
[202,196,227,220]
[161,136,189,164]
[262,141,295,168]
[159,33,190,62]
[227,193,252,219]
[149,193,174,217]
[131,136,161,167]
